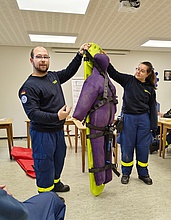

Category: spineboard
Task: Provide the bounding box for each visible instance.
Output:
[84,43,105,196]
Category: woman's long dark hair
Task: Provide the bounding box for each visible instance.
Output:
[141,61,157,89]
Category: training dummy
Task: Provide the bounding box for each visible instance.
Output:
[73,43,120,196]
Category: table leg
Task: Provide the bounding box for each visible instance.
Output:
[10,124,14,146]
[162,125,167,158]
[75,126,78,153]
[66,125,72,148]
[80,130,86,173]
[26,122,31,149]
[159,123,163,157]
[6,126,12,160]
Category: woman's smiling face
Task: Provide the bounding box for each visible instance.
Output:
[135,64,148,82]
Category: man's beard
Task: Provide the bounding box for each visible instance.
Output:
[33,63,49,73]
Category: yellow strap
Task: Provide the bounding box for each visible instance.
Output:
[121,160,134,167]
[137,161,148,167]
[54,178,60,184]
[38,184,54,192]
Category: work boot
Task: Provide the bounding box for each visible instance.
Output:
[54,182,70,192]
[138,175,153,185]
[121,175,129,184]
[150,144,159,154]
[150,139,159,154]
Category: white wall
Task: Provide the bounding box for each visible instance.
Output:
[0,46,171,137]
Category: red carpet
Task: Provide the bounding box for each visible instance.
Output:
[11,146,36,178]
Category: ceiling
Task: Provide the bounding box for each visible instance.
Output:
[1,0,171,53]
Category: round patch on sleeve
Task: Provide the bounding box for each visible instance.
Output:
[21,95,28,104]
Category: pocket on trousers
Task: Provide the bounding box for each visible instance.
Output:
[33,153,49,172]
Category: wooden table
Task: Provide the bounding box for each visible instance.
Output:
[158,118,171,158]
[0,118,13,159]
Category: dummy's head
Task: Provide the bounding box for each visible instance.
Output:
[94,53,109,72]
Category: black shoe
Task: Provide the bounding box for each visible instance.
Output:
[54,182,70,192]
[121,175,129,184]
[139,175,153,185]
[150,139,159,154]
[150,144,159,154]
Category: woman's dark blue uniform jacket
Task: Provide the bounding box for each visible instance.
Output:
[107,63,158,132]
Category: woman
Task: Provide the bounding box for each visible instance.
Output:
[107,61,158,185]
